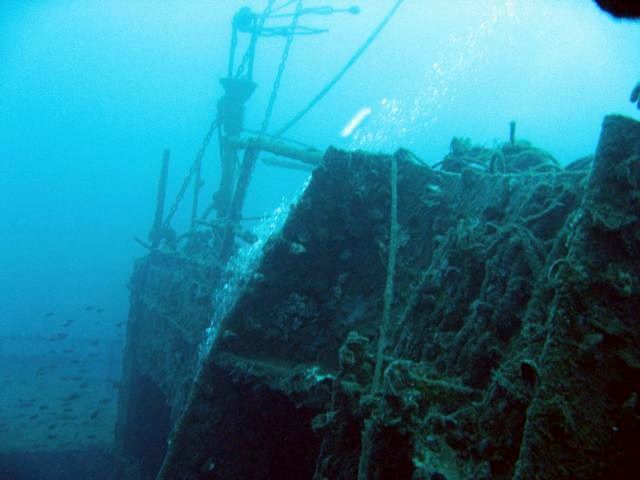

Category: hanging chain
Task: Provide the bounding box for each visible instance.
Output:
[235,0,277,79]
[219,1,303,262]
[163,1,302,233]
[163,117,218,229]
[260,0,302,134]
[235,38,255,79]
[234,10,257,78]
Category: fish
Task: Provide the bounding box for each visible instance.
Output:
[90,409,99,420]
[45,312,55,317]
[62,393,80,402]
[85,305,95,311]
[47,332,68,341]
[61,319,75,327]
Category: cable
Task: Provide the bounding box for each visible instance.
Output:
[274,0,405,137]
[258,25,328,36]
[270,5,361,18]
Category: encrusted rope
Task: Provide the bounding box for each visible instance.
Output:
[358,152,399,480]
[373,151,399,391]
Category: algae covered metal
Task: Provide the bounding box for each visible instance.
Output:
[116,115,640,479]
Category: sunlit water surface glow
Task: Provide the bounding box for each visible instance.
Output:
[348,0,633,159]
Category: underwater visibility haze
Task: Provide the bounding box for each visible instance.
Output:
[1,1,640,479]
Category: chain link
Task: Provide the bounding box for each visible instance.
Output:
[163,117,218,229]
[235,0,277,79]
[219,2,302,261]
[235,41,255,79]
[260,0,302,134]
[164,1,299,233]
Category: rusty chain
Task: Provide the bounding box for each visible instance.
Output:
[163,116,218,229]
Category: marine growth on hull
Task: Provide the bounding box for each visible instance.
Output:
[3,1,640,479]
[116,114,640,480]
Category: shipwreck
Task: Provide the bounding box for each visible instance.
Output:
[113,2,640,480]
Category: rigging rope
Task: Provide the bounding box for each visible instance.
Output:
[373,151,399,392]
[357,150,399,480]
[270,5,361,18]
[274,0,406,137]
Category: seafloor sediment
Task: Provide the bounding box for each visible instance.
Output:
[117,115,640,480]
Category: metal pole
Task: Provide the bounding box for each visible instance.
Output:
[219,144,259,263]
[150,149,170,248]
[190,155,202,228]
[225,135,323,165]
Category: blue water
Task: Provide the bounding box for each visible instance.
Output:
[0,0,639,475]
